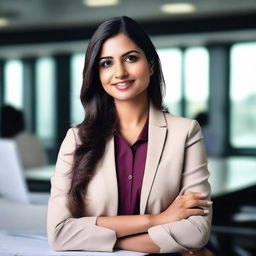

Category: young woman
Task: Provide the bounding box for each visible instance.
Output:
[47,16,212,255]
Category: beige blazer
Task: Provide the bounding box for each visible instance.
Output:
[47,103,212,254]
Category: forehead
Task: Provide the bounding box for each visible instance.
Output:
[100,33,142,57]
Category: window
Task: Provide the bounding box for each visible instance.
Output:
[230,42,256,148]
[184,47,209,119]
[70,53,85,126]
[35,57,56,148]
[4,60,23,109]
[157,48,182,116]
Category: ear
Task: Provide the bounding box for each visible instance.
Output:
[149,61,154,76]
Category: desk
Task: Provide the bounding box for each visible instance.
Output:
[207,158,256,254]
[25,165,55,181]
[208,157,256,197]
[25,165,54,192]
[0,199,147,255]
[0,230,147,256]
[0,198,47,231]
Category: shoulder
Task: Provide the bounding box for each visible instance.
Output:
[164,112,200,131]
[150,103,198,132]
[66,127,82,144]
[55,127,81,169]
[58,127,81,156]
[163,112,202,146]
[65,127,80,143]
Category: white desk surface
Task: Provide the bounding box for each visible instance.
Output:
[0,230,146,256]
[0,198,48,231]
[0,199,145,255]
[208,157,256,196]
[0,197,144,256]
[25,165,55,181]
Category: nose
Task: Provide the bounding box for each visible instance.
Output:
[114,62,128,79]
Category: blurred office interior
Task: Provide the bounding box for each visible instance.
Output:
[0,0,256,255]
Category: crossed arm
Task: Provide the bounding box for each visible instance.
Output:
[97,192,212,253]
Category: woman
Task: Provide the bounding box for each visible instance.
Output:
[47,16,212,255]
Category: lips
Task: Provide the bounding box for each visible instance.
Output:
[112,80,134,90]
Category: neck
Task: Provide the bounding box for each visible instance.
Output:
[114,96,149,129]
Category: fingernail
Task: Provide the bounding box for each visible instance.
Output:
[204,209,209,214]
[201,193,207,197]
[207,200,213,205]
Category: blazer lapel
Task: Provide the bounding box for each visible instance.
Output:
[140,103,167,214]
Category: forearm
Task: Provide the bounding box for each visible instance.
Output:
[97,214,154,238]
[115,233,160,253]
[96,196,210,239]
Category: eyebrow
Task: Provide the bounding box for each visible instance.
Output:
[99,50,141,60]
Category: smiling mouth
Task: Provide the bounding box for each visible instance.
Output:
[113,80,134,90]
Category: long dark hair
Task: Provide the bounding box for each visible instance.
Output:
[68,16,165,217]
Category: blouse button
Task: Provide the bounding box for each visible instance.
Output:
[128,174,133,180]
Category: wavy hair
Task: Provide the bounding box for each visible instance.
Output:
[68,16,165,217]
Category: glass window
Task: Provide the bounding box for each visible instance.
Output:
[70,53,85,126]
[230,42,256,148]
[35,57,56,148]
[184,47,209,119]
[157,48,182,116]
[4,60,23,109]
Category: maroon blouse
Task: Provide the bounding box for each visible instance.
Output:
[114,118,149,215]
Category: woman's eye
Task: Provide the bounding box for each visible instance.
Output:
[124,55,138,63]
[100,60,112,68]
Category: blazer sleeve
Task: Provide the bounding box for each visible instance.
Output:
[47,128,116,252]
[148,120,212,253]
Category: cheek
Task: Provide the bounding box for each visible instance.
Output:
[130,63,150,80]
[99,69,112,86]
[138,66,151,85]
[99,70,105,85]
[99,70,112,95]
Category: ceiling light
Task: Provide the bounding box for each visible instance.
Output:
[83,0,119,7]
[161,3,196,14]
[0,18,9,27]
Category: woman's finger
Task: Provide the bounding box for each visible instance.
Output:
[184,199,212,208]
[185,208,210,218]
[181,192,208,200]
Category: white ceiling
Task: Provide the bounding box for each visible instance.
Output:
[1,0,256,31]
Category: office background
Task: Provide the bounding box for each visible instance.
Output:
[0,0,256,161]
[0,0,256,255]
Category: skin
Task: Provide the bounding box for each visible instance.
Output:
[96,33,212,254]
[99,33,153,145]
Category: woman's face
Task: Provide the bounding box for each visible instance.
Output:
[98,33,153,103]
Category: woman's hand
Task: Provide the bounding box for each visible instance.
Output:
[150,192,212,226]
[179,247,214,256]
